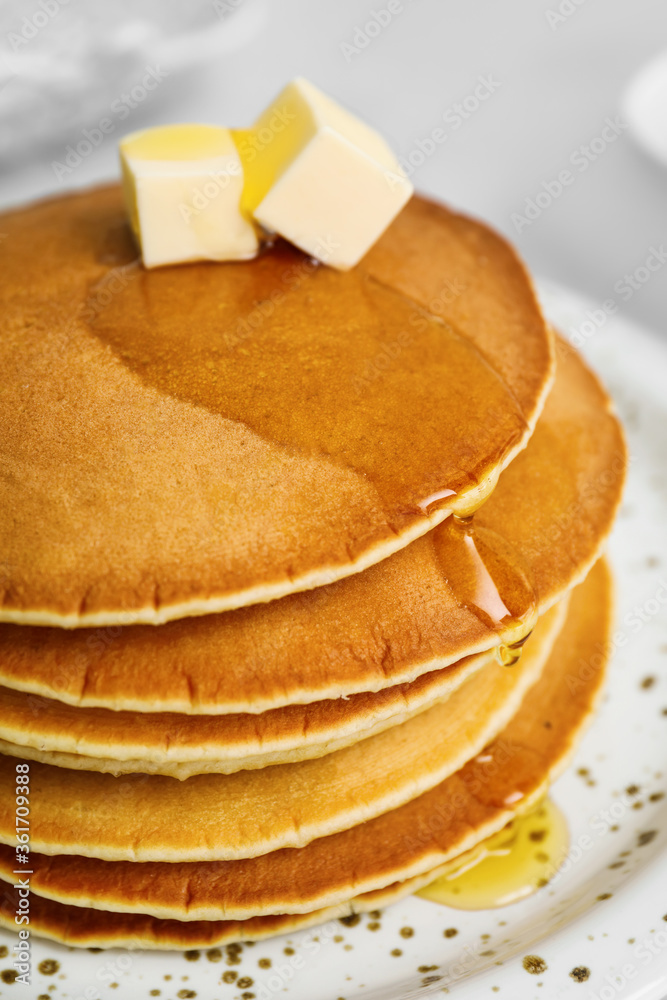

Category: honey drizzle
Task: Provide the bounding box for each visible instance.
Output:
[86,239,529,532]
[433,509,538,666]
[87,236,538,652]
[417,798,569,910]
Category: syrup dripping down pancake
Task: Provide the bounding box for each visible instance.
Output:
[0,336,624,714]
[0,189,552,627]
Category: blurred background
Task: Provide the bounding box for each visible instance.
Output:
[1,0,665,333]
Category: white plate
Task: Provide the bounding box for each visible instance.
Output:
[1,281,667,1000]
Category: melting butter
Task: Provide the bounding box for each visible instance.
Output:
[119,124,258,268]
[234,77,413,270]
[417,799,569,910]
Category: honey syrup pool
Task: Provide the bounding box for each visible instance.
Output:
[417,798,569,910]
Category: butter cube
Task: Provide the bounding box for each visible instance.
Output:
[234,78,413,270]
[119,124,259,269]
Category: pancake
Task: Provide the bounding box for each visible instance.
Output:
[0,559,611,927]
[0,598,567,777]
[0,599,561,857]
[0,857,469,950]
[0,337,624,715]
[0,651,488,774]
[0,189,552,628]
[0,833,517,951]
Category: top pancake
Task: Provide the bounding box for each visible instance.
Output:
[0,187,552,626]
[0,336,625,713]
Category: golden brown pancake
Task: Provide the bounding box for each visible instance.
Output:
[0,337,624,714]
[0,600,567,777]
[0,652,487,773]
[0,189,552,627]
[0,600,561,856]
[363,196,550,424]
[0,559,611,928]
[0,860,462,950]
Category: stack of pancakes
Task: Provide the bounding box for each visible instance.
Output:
[0,189,625,949]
